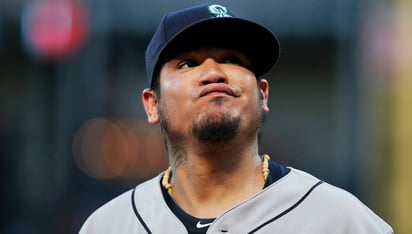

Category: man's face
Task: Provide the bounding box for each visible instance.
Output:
[143,47,269,145]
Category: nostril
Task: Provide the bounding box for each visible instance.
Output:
[202,80,212,85]
[217,78,226,83]
[201,78,226,85]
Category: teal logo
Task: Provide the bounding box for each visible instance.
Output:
[208,4,231,17]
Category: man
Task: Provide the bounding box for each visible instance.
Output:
[80,4,393,234]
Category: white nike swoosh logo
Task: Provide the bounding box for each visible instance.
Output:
[196,221,213,229]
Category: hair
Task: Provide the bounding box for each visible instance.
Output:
[151,70,161,97]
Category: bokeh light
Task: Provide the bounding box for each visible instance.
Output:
[72,118,167,180]
[21,0,89,61]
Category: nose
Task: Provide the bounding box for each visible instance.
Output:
[198,58,228,85]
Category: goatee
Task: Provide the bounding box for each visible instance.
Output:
[191,113,240,144]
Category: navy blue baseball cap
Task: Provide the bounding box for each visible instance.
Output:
[145,4,280,88]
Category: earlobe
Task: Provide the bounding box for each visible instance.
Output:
[259,79,270,112]
[142,89,160,124]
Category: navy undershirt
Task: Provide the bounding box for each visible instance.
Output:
[161,160,291,234]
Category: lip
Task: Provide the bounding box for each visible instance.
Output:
[196,83,241,98]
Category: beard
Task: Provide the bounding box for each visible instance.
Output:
[159,106,241,146]
[191,112,241,144]
[158,93,265,147]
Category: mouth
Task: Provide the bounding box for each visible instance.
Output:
[197,83,241,98]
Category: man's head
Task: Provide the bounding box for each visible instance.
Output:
[145,4,280,90]
[142,4,280,149]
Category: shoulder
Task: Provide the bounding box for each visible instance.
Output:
[79,175,162,234]
[288,168,372,212]
[283,168,393,233]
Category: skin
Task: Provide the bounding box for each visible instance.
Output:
[142,47,270,218]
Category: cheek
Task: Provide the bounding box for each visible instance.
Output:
[235,75,260,99]
[230,68,256,86]
[159,83,191,120]
[238,81,263,111]
[161,78,185,103]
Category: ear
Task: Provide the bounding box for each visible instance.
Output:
[259,79,270,113]
[142,88,160,124]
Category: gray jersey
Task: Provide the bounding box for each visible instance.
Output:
[79,168,393,233]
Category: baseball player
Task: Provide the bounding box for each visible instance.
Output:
[79,4,393,234]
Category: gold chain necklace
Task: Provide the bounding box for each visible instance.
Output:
[162,154,270,195]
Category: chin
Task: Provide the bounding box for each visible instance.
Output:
[191,112,241,144]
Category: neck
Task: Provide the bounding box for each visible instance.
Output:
[163,150,270,218]
[166,133,258,169]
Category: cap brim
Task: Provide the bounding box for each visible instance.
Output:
[158,17,280,77]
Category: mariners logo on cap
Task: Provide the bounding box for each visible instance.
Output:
[208,4,232,18]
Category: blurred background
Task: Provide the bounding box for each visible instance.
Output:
[0,0,411,233]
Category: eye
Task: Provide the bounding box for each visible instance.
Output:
[220,53,254,71]
[220,55,243,65]
[178,59,198,69]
